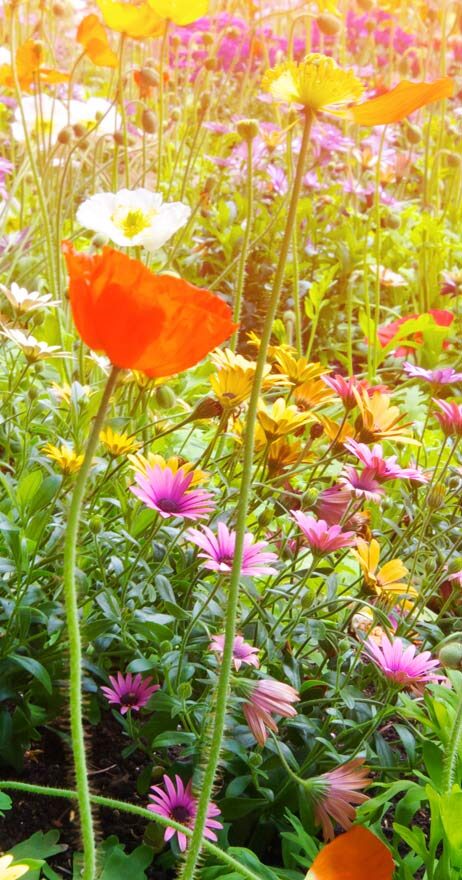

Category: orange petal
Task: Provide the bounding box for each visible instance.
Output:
[16,39,43,77]
[307,826,394,880]
[350,77,453,125]
[77,14,117,67]
[62,243,237,377]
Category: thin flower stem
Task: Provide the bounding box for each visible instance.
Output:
[63,365,120,880]
[230,134,254,352]
[178,107,314,880]
[0,781,263,880]
[442,686,462,792]
[156,20,170,188]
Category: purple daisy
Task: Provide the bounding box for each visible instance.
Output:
[291,511,355,555]
[363,635,443,691]
[187,522,277,576]
[403,362,462,386]
[130,465,215,521]
[101,672,160,714]
[209,633,260,670]
[148,775,222,852]
[344,439,426,484]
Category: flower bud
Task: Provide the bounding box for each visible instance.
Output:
[204,57,218,71]
[52,1,65,14]
[258,507,274,527]
[446,152,460,168]
[190,397,223,420]
[357,0,373,8]
[142,109,156,134]
[92,232,108,248]
[113,130,125,146]
[154,385,176,409]
[427,484,446,510]
[89,515,104,534]
[57,126,73,145]
[202,32,214,46]
[178,681,192,700]
[73,122,87,139]
[303,487,319,508]
[316,13,342,36]
[236,118,259,141]
[448,556,462,573]
[405,123,421,145]
[383,212,401,229]
[139,66,158,87]
[310,422,324,440]
[439,640,462,669]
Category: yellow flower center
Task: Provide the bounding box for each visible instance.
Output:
[112,207,154,239]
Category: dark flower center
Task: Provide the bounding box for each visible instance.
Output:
[157,498,180,513]
[171,805,192,823]
[120,691,138,706]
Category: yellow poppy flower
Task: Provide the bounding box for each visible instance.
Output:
[257,397,312,442]
[99,427,141,457]
[354,390,419,445]
[352,539,417,602]
[42,443,84,475]
[0,854,29,880]
[96,0,164,38]
[147,0,208,25]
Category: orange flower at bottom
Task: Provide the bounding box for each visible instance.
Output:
[62,243,237,377]
[306,826,394,880]
[350,77,453,126]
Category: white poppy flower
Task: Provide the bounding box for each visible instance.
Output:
[68,98,122,136]
[76,188,191,252]
[11,95,68,145]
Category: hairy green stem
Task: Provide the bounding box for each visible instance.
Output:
[230,134,254,352]
[0,782,262,880]
[63,366,120,880]
[178,107,314,880]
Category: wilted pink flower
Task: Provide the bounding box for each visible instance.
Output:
[148,775,222,852]
[291,511,355,554]
[209,634,259,670]
[187,522,277,576]
[363,635,443,690]
[101,672,159,714]
[403,362,462,386]
[130,465,214,520]
[313,758,371,841]
[314,484,352,526]
[433,399,462,437]
[339,466,385,502]
[344,440,426,484]
[242,679,299,746]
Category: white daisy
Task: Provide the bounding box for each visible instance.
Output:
[76,188,191,252]
[2,328,64,361]
[0,282,60,314]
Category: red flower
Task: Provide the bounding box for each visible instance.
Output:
[62,243,237,377]
[377,309,453,356]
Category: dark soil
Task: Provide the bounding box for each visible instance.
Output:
[1,716,170,878]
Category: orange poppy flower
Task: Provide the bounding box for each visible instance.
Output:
[62,243,237,377]
[96,0,164,38]
[0,39,68,90]
[350,77,453,125]
[77,15,117,68]
[306,826,394,880]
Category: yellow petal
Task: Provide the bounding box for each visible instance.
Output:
[378,559,409,586]
[147,0,208,25]
[350,77,453,126]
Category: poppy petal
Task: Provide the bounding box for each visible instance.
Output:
[306,826,394,880]
[77,14,117,67]
[350,77,453,125]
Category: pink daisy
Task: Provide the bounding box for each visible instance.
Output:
[243,679,299,746]
[339,465,385,502]
[101,672,160,714]
[291,510,355,554]
[314,484,352,526]
[363,635,443,690]
[130,465,214,520]
[403,362,462,386]
[187,522,277,576]
[313,758,371,841]
[433,399,462,437]
[209,634,260,670]
[148,775,222,852]
[322,374,388,410]
[343,439,426,484]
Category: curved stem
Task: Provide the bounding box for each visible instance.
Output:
[178,107,314,880]
[63,365,120,880]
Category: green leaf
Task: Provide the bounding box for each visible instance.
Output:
[394,823,428,861]
[0,791,12,814]
[151,730,196,747]
[12,831,66,880]
[99,843,153,880]
[439,791,462,866]
[16,470,43,508]
[228,848,280,880]
[219,798,267,820]
[10,654,52,694]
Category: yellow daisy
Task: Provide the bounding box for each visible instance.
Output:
[273,350,327,388]
[354,390,419,445]
[257,397,312,442]
[42,443,84,475]
[352,539,417,603]
[99,427,141,457]
[0,854,29,880]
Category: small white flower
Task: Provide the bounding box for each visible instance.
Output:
[11,95,69,146]
[2,327,63,361]
[0,48,11,65]
[0,282,60,314]
[76,188,191,252]
[68,98,122,136]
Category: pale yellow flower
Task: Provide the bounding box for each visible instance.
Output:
[262,53,363,112]
[209,365,255,410]
[0,854,29,880]
[42,443,84,475]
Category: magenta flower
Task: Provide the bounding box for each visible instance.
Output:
[242,679,299,746]
[314,484,352,526]
[130,465,214,521]
[433,399,462,437]
[187,522,277,576]
[148,775,222,852]
[403,362,462,386]
[363,635,443,690]
[312,758,371,841]
[339,466,385,502]
[322,374,388,410]
[101,672,160,714]
[344,439,426,484]
[291,511,355,555]
[209,634,260,671]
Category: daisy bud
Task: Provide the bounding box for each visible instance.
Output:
[170,108,181,121]
[448,556,462,573]
[190,397,223,420]
[57,126,73,145]
[439,641,462,669]
[201,32,214,46]
[170,33,181,49]
[89,515,104,534]
[154,385,176,409]
[310,422,324,440]
[405,123,421,144]
[92,232,108,248]
[303,487,319,508]
[447,152,461,168]
[142,109,156,134]
[258,507,274,527]
[139,66,158,87]
[427,484,446,510]
[73,122,87,139]
[383,212,400,229]
[316,13,342,36]
[236,118,259,141]
[398,57,410,76]
[113,130,125,146]
[199,92,210,116]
